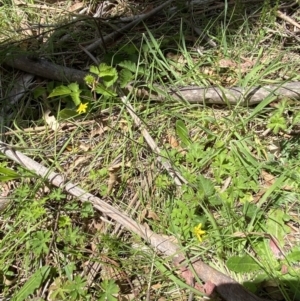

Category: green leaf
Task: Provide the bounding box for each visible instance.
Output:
[266,209,290,247]
[118,60,137,73]
[175,120,191,147]
[12,265,51,301]
[33,86,46,99]
[99,279,119,301]
[98,63,118,87]
[286,248,300,263]
[95,84,117,97]
[267,113,287,134]
[197,174,215,198]
[119,69,133,88]
[70,91,81,106]
[48,86,71,98]
[58,109,78,120]
[0,167,20,180]
[226,255,260,273]
[68,83,80,92]
[90,65,100,75]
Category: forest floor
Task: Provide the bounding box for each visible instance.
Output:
[1,0,300,300]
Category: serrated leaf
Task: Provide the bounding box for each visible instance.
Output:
[119,69,133,88]
[90,65,100,75]
[118,60,137,73]
[68,82,80,92]
[70,91,82,106]
[198,174,215,198]
[48,86,71,98]
[99,279,119,301]
[96,64,118,87]
[175,120,191,147]
[12,266,51,301]
[227,255,260,273]
[102,74,118,88]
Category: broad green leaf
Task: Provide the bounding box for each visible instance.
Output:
[266,209,290,247]
[95,84,117,97]
[98,64,118,87]
[68,82,80,92]
[118,60,137,73]
[48,86,71,98]
[175,120,191,147]
[70,91,82,106]
[226,255,260,273]
[58,109,78,120]
[12,265,51,301]
[90,65,100,75]
[286,248,300,263]
[197,174,215,198]
[119,69,133,88]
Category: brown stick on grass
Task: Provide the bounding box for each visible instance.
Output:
[0,141,269,301]
[5,56,300,105]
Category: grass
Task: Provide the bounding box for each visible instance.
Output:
[1,0,300,300]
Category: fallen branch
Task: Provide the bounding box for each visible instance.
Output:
[5,55,300,105]
[163,82,300,105]
[5,55,88,85]
[0,141,269,301]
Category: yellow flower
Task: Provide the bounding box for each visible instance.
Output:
[76,102,88,114]
[193,223,206,242]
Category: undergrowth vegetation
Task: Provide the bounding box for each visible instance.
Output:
[1,0,300,300]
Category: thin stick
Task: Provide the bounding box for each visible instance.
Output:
[120,95,187,186]
[276,10,300,30]
[0,140,269,301]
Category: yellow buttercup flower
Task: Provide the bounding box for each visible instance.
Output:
[193,223,206,242]
[76,102,88,114]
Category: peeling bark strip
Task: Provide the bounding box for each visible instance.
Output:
[5,55,300,105]
[0,141,269,301]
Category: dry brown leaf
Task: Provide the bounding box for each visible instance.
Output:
[90,125,108,137]
[218,58,237,68]
[253,188,266,203]
[147,210,160,221]
[72,156,89,169]
[79,142,90,152]
[168,134,179,148]
[139,208,147,223]
[261,170,276,186]
[69,2,85,12]
[118,294,136,301]
[107,171,119,195]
